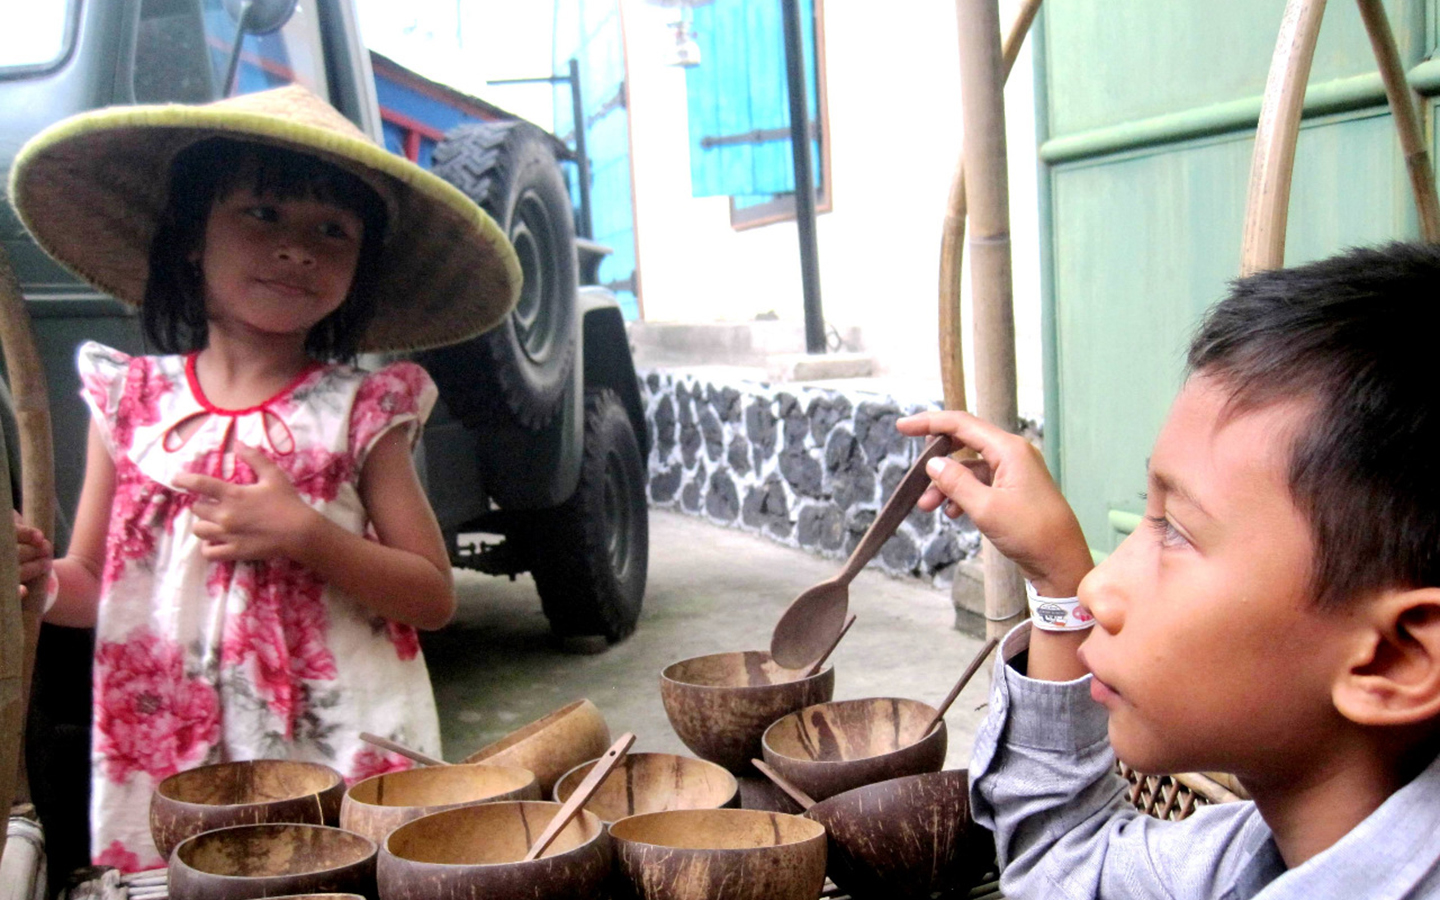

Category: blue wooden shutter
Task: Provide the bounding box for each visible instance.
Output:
[686,0,820,198]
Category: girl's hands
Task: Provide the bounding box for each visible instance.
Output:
[175,444,318,562]
[14,510,53,598]
[897,410,1093,597]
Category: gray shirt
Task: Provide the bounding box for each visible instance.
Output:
[971,623,1440,899]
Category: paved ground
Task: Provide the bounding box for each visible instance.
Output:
[421,508,994,773]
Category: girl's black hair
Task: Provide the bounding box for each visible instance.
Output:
[143,137,388,361]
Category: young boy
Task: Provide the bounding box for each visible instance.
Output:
[898,242,1440,899]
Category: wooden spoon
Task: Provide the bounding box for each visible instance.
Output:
[751,759,816,811]
[523,732,635,860]
[359,732,446,767]
[802,613,856,678]
[770,435,953,668]
[921,637,999,735]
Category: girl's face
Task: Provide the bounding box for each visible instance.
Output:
[195,185,364,342]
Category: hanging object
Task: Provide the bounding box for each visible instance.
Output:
[644,0,713,67]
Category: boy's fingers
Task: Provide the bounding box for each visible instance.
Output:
[924,455,988,512]
[896,410,1009,460]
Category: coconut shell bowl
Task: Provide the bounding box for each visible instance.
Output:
[151,759,346,861]
[167,823,377,900]
[376,800,610,900]
[461,699,611,795]
[340,762,540,846]
[758,763,994,899]
[608,807,827,900]
[761,697,947,801]
[552,751,738,822]
[660,651,834,774]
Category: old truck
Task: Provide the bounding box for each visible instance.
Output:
[1,0,650,878]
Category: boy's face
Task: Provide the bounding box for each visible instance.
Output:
[1076,375,1354,783]
[196,185,363,340]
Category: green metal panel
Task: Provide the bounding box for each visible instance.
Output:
[1037,0,1433,555]
[1044,0,1420,139]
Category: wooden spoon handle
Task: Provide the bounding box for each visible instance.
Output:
[803,613,856,678]
[923,637,999,735]
[750,759,818,811]
[524,732,635,861]
[359,732,446,767]
[837,435,952,584]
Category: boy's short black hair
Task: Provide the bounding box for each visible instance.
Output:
[143,137,388,361]
[1188,241,1440,609]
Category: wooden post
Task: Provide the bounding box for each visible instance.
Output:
[0,247,38,868]
[955,0,1025,637]
[1241,0,1328,275]
[939,0,1043,413]
[1355,0,1440,243]
[0,242,55,818]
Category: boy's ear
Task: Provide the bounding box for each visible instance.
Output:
[1333,588,1440,727]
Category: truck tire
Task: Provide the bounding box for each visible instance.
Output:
[425,121,578,429]
[522,388,648,643]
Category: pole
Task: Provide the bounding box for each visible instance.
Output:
[567,59,595,240]
[955,0,1025,638]
[781,0,825,354]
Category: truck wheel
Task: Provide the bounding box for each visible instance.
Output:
[522,388,648,643]
[425,121,578,430]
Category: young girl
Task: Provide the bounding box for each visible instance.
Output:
[8,85,520,871]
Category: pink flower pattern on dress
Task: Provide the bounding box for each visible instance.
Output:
[350,362,430,459]
[346,746,416,785]
[94,631,220,785]
[112,356,173,453]
[79,343,440,868]
[216,559,336,738]
[94,840,152,874]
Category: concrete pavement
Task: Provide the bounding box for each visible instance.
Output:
[422,508,994,772]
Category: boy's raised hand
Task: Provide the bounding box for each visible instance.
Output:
[897,411,1092,597]
[176,444,319,563]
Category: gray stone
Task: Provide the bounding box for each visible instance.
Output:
[742,476,791,538]
[855,401,906,466]
[879,530,920,573]
[796,503,845,551]
[843,508,876,555]
[922,531,963,573]
[825,428,874,510]
[710,385,743,423]
[700,407,725,462]
[705,470,740,522]
[653,395,676,461]
[682,459,708,513]
[780,448,824,498]
[745,398,777,467]
[679,420,702,468]
[649,463,683,503]
[728,435,751,475]
[807,394,853,446]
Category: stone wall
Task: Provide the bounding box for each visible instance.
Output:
[640,369,986,589]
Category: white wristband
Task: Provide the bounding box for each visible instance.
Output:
[1025,580,1095,632]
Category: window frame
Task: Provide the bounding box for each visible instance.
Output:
[726,0,832,231]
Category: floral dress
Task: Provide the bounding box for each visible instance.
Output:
[77,341,443,872]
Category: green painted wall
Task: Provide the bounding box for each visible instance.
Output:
[1036,0,1437,554]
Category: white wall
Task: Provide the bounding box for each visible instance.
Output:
[620,0,1045,421]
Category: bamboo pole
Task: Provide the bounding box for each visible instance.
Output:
[955,0,1025,638]
[0,242,55,816]
[0,247,34,869]
[1241,0,1328,275]
[1356,0,1440,242]
[939,0,1043,413]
